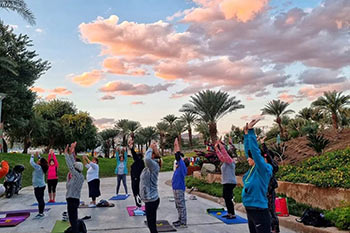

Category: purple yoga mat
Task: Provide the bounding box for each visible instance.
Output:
[126,206,146,216]
[0,208,50,215]
[0,212,30,227]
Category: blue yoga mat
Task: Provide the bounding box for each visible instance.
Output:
[208,210,248,224]
[0,208,50,215]
[31,201,82,206]
[109,194,130,200]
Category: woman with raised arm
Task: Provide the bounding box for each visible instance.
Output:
[30,151,48,219]
[128,138,145,208]
[83,155,100,207]
[47,149,59,203]
[115,147,128,195]
[65,142,84,233]
[242,119,273,233]
[215,139,237,219]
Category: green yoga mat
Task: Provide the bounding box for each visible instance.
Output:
[51,220,70,233]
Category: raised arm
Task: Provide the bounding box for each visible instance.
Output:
[115,151,120,165]
[244,134,249,159]
[215,142,233,164]
[248,129,272,176]
[174,138,181,162]
[30,154,41,170]
[124,150,128,163]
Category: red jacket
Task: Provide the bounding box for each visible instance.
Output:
[0,160,9,179]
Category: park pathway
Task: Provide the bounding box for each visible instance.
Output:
[0,172,297,233]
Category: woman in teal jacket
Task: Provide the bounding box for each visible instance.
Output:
[242,119,273,233]
[115,147,128,195]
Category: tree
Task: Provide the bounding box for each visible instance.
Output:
[162,114,178,127]
[115,119,129,146]
[181,112,197,148]
[0,0,36,25]
[126,120,141,142]
[156,122,169,156]
[0,23,50,152]
[142,126,158,148]
[181,90,244,144]
[173,120,186,150]
[297,107,313,120]
[261,100,294,138]
[312,91,350,130]
[99,128,119,158]
[195,121,210,144]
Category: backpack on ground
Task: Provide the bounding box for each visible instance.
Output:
[139,167,152,202]
[64,219,87,233]
[296,208,332,227]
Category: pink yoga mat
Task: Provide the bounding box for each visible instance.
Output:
[0,212,30,227]
[126,206,145,216]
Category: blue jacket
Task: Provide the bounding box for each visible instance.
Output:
[172,152,187,191]
[30,155,46,188]
[242,129,272,209]
[115,151,128,175]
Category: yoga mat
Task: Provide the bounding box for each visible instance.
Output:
[207,209,248,224]
[126,206,146,216]
[0,208,50,215]
[109,194,130,200]
[51,220,70,233]
[0,212,30,227]
[79,203,115,208]
[32,202,82,206]
[145,220,177,232]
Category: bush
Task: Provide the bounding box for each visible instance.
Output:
[276,149,350,188]
[306,134,330,154]
[325,206,350,230]
[185,176,242,203]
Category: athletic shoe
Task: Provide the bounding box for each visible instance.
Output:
[222,214,236,219]
[88,204,96,208]
[33,213,45,219]
[172,220,181,226]
[173,221,188,228]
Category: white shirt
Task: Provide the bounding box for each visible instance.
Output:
[85,162,99,182]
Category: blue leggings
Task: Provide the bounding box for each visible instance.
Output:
[116,174,128,194]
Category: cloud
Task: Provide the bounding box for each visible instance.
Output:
[99,81,174,96]
[93,117,115,129]
[46,94,56,101]
[170,84,208,99]
[31,87,46,93]
[50,87,72,95]
[103,57,147,76]
[240,114,265,121]
[299,69,346,85]
[131,101,144,105]
[278,92,297,103]
[298,82,350,100]
[72,69,104,87]
[35,28,43,33]
[100,95,115,101]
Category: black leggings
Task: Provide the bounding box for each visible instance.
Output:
[268,191,280,232]
[47,179,58,193]
[132,177,141,207]
[145,198,160,233]
[223,183,236,215]
[67,198,80,233]
[246,207,271,233]
[34,186,46,214]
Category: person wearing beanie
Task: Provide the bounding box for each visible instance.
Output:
[242,119,273,233]
[65,142,84,233]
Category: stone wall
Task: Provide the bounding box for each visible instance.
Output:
[192,172,350,210]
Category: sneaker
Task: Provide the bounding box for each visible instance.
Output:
[173,221,188,228]
[222,214,236,219]
[88,204,96,208]
[33,213,45,219]
[172,220,181,226]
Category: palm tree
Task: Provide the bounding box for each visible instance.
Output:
[297,107,313,120]
[134,129,147,153]
[261,100,294,137]
[143,126,158,148]
[163,114,177,130]
[115,119,129,146]
[0,0,36,25]
[156,122,169,156]
[180,112,197,148]
[126,120,141,142]
[195,121,210,144]
[181,90,244,144]
[173,120,186,150]
[312,91,350,130]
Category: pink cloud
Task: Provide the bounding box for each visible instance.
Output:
[31,87,46,93]
[131,101,144,105]
[100,95,115,101]
[99,81,174,96]
[220,0,268,22]
[170,84,208,99]
[93,117,115,129]
[278,92,296,103]
[72,70,104,87]
[46,94,56,101]
[103,57,147,76]
[50,87,72,95]
[298,82,350,101]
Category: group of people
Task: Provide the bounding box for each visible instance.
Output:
[0,117,279,233]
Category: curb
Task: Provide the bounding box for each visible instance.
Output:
[165,180,348,233]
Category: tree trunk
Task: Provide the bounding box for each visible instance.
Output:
[188,127,193,148]
[332,113,338,130]
[2,138,7,153]
[208,122,217,144]
[276,117,285,138]
[23,136,31,154]
[123,135,127,146]
[160,134,164,156]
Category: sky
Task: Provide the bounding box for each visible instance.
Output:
[1,0,350,135]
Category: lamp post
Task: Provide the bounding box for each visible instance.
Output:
[0,93,6,153]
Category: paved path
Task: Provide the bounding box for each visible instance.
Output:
[0,172,297,233]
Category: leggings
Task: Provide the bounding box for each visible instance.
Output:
[116,174,128,194]
[132,177,141,207]
[47,179,58,193]
[34,186,46,214]
[246,207,271,233]
[67,198,80,233]
[145,198,160,233]
[268,191,280,232]
[223,183,236,215]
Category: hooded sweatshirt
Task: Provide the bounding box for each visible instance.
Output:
[242,129,272,209]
